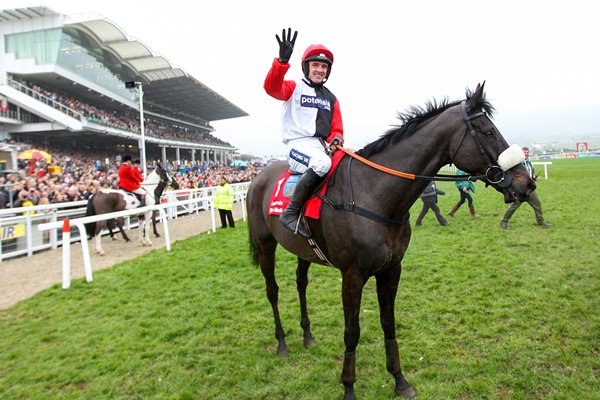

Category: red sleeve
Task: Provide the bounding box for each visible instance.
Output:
[133,168,143,183]
[325,99,344,143]
[264,58,296,101]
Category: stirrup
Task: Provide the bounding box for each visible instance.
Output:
[293,215,312,239]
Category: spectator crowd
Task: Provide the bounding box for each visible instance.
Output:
[17,81,230,147]
[1,139,264,210]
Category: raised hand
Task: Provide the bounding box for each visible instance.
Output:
[276,28,298,63]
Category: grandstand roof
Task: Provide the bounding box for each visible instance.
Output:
[0,6,248,123]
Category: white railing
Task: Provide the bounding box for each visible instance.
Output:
[531,161,552,179]
[37,189,248,289]
[8,79,86,122]
[0,182,250,262]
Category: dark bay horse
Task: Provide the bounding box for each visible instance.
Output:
[247,83,536,399]
[85,164,179,255]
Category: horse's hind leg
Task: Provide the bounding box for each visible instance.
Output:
[258,238,288,357]
[94,221,107,256]
[375,264,416,398]
[296,257,315,347]
[114,217,130,242]
[106,219,116,240]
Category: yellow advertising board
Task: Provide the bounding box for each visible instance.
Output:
[0,224,25,241]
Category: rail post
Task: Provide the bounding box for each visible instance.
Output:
[62,218,71,289]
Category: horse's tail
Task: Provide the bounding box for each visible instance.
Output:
[84,196,97,238]
[248,226,259,267]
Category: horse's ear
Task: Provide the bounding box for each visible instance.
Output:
[466,81,486,111]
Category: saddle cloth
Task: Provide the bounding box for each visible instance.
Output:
[268,151,345,220]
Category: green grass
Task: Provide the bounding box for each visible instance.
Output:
[1,158,599,399]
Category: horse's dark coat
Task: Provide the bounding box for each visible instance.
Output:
[247,83,535,399]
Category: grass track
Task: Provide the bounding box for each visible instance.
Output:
[1,158,599,399]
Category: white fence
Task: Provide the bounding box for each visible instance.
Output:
[0,183,250,262]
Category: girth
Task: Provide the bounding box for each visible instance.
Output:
[320,157,409,227]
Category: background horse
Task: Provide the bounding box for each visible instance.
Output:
[247,83,536,400]
[85,164,179,255]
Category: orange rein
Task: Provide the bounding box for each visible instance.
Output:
[333,145,416,180]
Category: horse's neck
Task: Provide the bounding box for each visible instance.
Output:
[344,132,451,217]
[142,173,161,202]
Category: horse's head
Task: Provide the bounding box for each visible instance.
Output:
[450,82,536,203]
[156,164,180,190]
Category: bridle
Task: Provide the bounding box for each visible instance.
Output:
[140,167,177,201]
[334,100,515,187]
[455,100,513,188]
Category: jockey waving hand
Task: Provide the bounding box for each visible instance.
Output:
[264,28,344,238]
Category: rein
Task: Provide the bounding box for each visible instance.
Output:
[319,100,503,228]
[333,146,485,183]
[330,100,513,184]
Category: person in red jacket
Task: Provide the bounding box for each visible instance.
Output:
[264,28,344,238]
[118,155,145,205]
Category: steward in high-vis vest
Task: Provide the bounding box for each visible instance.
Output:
[214,178,235,228]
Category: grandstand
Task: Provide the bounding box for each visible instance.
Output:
[0,6,248,166]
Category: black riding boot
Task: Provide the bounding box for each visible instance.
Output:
[279,168,321,238]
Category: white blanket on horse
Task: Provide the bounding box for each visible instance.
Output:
[99,189,141,210]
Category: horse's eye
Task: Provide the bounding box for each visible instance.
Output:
[483,130,495,138]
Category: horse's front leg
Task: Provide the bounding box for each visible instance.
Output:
[144,211,152,246]
[152,210,160,237]
[340,267,366,400]
[375,264,416,398]
[296,257,315,347]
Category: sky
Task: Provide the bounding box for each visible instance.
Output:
[4,0,600,158]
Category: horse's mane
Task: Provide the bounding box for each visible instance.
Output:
[356,87,495,158]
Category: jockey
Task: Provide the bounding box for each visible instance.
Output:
[118,155,145,206]
[264,28,344,238]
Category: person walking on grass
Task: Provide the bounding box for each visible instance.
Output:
[415,181,449,226]
[499,147,551,229]
[448,169,477,218]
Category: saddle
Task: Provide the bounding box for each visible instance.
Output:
[268,151,345,219]
[120,189,145,207]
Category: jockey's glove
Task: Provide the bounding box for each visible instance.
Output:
[328,137,343,147]
[276,28,297,63]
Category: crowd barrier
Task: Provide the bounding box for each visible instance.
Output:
[0,182,250,262]
[37,188,247,289]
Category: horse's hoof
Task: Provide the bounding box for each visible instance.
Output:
[111,236,117,241]
[304,335,316,348]
[99,251,105,256]
[143,242,152,247]
[396,384,417,398]
[276,343,289,358]
[343,386,356,400]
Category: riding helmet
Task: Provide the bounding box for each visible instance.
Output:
[302,44,334,82]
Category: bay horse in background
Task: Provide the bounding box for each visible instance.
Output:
[85,164,179,255]
[247,83,536,399]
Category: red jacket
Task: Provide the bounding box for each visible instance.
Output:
[132,166,143,183]
[118,163,141,192]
